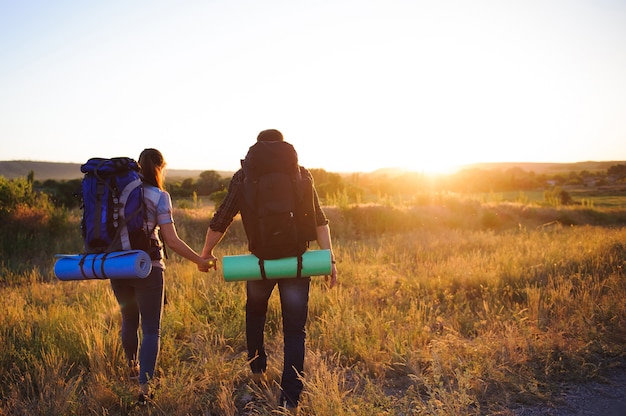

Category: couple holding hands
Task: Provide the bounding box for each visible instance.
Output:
[113,130,337,411]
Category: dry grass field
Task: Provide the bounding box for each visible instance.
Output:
[1,196,626,415]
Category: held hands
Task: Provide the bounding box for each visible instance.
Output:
[198,256,218,272]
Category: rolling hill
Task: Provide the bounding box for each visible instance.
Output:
[0,160,213,181]
[0,160,623,181]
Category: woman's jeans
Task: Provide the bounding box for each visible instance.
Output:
[110,267,164,385]
[246,276,310,407]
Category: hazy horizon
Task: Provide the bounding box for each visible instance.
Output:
[1,158,623,182]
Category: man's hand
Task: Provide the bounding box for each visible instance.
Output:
[325,262,337,289]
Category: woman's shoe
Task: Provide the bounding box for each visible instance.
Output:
[137,393,148,406]
[129,363,140,381]
[137,391,154,406]
[137,383,153,405]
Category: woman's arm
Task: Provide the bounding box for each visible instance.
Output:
[159,222,212,270]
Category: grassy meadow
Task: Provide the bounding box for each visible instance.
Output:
[1,193,626,415]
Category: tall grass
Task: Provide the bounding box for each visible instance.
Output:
[1,199,626,414]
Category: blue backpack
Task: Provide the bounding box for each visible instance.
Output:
[80,157,152,254]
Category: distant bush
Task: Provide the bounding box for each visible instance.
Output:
[543,187,573,206]
[0,176,39,213]
[37,179,82,208]
[0,176,78,281]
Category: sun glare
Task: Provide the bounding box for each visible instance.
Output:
[415,161,462,176]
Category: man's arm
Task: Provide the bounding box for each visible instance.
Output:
[200,170,242,269]
[201,227,225,268]
[316,223,337,288]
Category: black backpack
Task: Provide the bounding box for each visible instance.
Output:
[239,141,317,275]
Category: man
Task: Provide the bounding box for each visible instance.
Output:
[201,129,337,412]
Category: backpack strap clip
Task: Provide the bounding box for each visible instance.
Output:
[296,255,303,278]
[258,259,268,280]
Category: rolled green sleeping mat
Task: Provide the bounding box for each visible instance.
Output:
[222,249,332,282]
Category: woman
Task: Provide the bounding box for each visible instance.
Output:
[110,148,211,405]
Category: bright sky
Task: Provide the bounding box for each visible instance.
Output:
[1,0,626,174]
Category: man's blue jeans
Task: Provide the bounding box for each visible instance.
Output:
[246,276,310,407]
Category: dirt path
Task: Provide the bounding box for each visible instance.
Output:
[512,368,626,416]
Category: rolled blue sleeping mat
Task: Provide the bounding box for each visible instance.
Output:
[54,250,153,280]
[222,249,332,282]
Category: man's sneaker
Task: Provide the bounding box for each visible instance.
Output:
[279,396,299,415]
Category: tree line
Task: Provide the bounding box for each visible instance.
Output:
[2,164,625,212]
